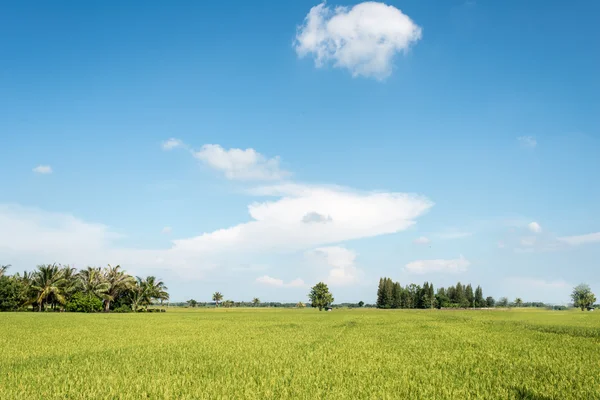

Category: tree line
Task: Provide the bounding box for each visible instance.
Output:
[377,277,498,309]
[0,264,168,313]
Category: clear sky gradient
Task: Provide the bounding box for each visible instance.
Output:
[1,0,599,304]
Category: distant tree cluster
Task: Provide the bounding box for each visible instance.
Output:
[0,264,168,313]
[376,278,492,309]
[376,278,436,309]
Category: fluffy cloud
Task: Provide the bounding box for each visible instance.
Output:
[306,246,361,286]
[413,236,430,245]
[528,222,542,233]
[558,232,600,246]
[255,275,306,287]
[173,183,432,254]
[405,255,470,274]
[294,2,422,79]
[193,144,289,181]
[517,136,537,148]
[0,183,432,278]
[162,138,184,150]
[33,165,52,174]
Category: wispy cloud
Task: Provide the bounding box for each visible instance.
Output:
[162,227,172,234]
[294,2,422,80]
[33,165,52,174]
[161,138,184,150]
[405,255,470,274]
[558,232,600,246]
[413,236,430,245]
[255,275,306,288]
[517,136,537,148]
[193,144,290,181]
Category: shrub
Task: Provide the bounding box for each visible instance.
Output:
[113,305,132,313]
[65,293,103,313]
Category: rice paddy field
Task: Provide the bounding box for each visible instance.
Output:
[0,308,598,399]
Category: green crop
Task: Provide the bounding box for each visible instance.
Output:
[0,308,598,399]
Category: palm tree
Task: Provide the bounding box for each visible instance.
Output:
[0,264,10,278]
[252,297,260,307]
[78,267,109,300]
[212,292,223,307]
[31,264,66,311]
[296,302,305,308]
[60,266,79,306]
[102,265,135,312]
[135,276,169,310]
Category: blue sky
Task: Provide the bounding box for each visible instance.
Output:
[1,0,599,304]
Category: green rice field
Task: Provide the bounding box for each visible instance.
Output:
[1,308,598,399]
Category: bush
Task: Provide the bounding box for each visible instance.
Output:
[65,293,103,313]
[113,305,132,313]
[0,277,29,311]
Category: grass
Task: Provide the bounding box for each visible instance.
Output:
[0,308,598,399]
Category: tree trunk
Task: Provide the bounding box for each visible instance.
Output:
[38,301,42,312]
[104,300,111,313]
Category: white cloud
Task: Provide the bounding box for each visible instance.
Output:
[528,222,542,233]
[413,236,430,245]
[33,165,52,174]
[193,144,289,181]
[507,277,570,289]
[558,232,600,246]
[517,136,537,148]
[520,236,536,247]
[306,246,361,286]
[405,255,470,274]
[162,138,184,150]
[172,183,432,254]
[256,275,306,287]
[0,183,432,279]
[162,227,172,234]
[294,2,422,79]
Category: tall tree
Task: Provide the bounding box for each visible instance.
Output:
[78,267,109,300]
[392,282,402,309]
[376,278,385,308]
[252,297,260,307]
[465,284,474,308]
[31,264,66,312]
[485,296,495,307]
[474,286,484,308]
[571,284,597,311]
[212,292,223,307]
[102,265,135,312]
[308,282,334,311]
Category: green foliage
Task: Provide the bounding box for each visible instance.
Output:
[571,284,596,311]
[486,296,496,307]
[308,282,334,311]
[0,308,599,399]
[212,292,223,307]
[497,297,509,307]
[0,264,168,313]
[358,301,364,307]
[0,276,29,311]
[65,292,103,313]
